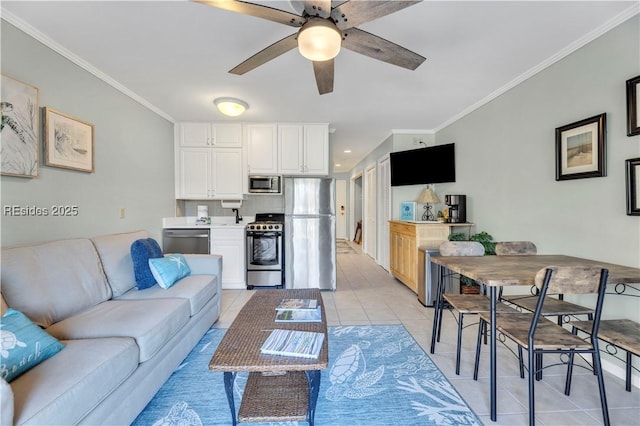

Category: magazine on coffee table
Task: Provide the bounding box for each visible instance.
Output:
[275,307,322,322]
[276,298,318,311]
[260,329,325,359]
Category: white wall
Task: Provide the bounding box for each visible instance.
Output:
[1,22,176,245]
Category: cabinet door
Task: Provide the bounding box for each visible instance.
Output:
[211,228,246,289]
[177,148,211,198]
[303,124,329,175]
[278,124,304,175]
[178,123,211,147]
[246,124,278,174]
[211,148,243,199]
[211,123,242,147]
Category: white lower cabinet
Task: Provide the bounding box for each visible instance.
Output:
[176,148,243,199]
[211,227,246,289]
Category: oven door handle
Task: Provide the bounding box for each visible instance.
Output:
[247,232,281,237]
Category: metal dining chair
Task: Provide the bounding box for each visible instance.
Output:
[474,266,610,426]
[435,241,515,375]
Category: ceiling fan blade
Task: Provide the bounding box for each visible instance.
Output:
[303,1,331,18]
[331,1,421,30]
[342,28,425,70]
[193,0,305,27]
[229,34,298,75]
[313,59,334,95]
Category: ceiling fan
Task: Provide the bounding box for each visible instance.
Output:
[194,0,426,95]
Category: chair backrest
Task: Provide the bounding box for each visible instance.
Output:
[534,266,605,295]
[495,241,537,256]
[439,241,485,257]
[531,266,609,341]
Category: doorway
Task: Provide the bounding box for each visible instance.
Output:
[350,173,363,244]
[335,179,347,240]
[364,164,377,260]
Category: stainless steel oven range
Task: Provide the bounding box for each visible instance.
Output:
[246,213,284,289]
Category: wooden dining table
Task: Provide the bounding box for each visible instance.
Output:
[428,254,640,422]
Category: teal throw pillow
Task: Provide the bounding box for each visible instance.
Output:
[131,238,163,289]
[0,309,65,382]
[149,254,191,289]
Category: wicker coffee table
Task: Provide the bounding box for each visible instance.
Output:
[209,289,328,425]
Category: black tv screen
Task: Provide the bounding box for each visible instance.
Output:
[390,143,455,186]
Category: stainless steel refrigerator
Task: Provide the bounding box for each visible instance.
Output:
[284,177,336,290]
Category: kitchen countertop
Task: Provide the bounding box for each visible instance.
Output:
[162,216,254,229]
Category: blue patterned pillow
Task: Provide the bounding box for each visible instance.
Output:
[148,254,191,289]
[0,309,65,382]
[131,238,163,289]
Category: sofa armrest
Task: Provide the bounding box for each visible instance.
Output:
[1,378,13,426]
[183,254,222,280]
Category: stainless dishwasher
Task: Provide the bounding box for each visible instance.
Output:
[162,228,210,254]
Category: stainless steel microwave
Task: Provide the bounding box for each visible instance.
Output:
[248,175,281,194]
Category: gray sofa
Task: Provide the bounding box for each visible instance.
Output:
[0,230,222,425]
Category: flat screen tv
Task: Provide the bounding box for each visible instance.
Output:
[390,143,455,186]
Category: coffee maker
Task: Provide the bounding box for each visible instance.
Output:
[445,195,466,223]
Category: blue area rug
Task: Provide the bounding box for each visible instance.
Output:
[133,325,480,425]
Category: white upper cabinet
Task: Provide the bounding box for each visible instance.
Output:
[303,124,329,175]
[178,123,242,147]
[211,148,243,199]
[246,124,278,174]
[211,124,242,147]
[278,123,329,176]
[178,123,211,147]
[176,148,211,198]
[278,125,304,175]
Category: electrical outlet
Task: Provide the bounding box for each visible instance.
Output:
[119,208,126,219]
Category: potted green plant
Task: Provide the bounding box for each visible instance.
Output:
[447,231,496,293]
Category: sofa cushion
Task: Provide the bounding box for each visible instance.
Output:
[0,309,65,382]
[131,238,163,289]
[91,230,149,297]
[10,337,138,425]
[1,239,112,327]
[149,254,191,289]
[46,299,190,362]
[117,274,218,316]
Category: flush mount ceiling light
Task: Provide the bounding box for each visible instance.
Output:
[297,17,342,62]
[214,97,249,117]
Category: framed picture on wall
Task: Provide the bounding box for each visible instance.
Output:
[626,158,640,216]
[627,75,640,137]
[44,107,94,173]
[1,74,39,178]
[555,113,606,181]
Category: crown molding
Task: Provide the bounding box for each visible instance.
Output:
[1,9,175,123]
[433,3,640,134]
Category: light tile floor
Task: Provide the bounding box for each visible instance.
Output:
[215,241,640,425]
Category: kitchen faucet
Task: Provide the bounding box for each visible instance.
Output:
[232,208,243,224]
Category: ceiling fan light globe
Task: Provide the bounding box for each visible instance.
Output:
[214,97,249,117]
[298,18,341,62]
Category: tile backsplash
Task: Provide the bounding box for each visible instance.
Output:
[179,195,284,218]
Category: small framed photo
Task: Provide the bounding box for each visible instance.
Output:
[626,158,640,216]
[44,107,94,173]
[400,202,417,221]
[555,113,606,181]
[627,75,640,137]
